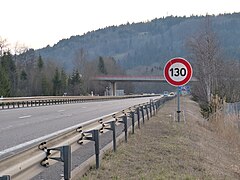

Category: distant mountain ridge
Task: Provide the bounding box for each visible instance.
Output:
[36,13,240,72]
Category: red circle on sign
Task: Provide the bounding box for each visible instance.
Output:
[164,57,192,86]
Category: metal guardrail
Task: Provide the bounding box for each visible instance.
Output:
[0,96,171,180]
[0,95,160,110]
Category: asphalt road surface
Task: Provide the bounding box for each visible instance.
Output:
[0,96,161,155]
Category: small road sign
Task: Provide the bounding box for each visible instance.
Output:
[164,57,192,87]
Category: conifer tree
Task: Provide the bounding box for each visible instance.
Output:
[52,68,61,95]
[98,56,107,74]
[0,64,10,97]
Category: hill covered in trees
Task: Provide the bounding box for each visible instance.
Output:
[1,13,240,98]
[35,13,240,72]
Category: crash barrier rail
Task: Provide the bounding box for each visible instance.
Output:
[0,96,172,180]
[0,94,159,110]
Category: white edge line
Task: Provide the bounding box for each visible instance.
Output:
[0,111,119,156]
[0,96,163,156]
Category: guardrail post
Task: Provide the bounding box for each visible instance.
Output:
[136,107,141,127]
[154,102,157,114]
[150,103,153,117]
[99,116,118,152]
[140,106,145,123]
[157,99,161,110]
[0,175,11,180]
[39,144,72,180]
[12,102,15,108]
[119,115,128,143]
[130,111,135,134]
[124,115,128,142]
[94,130,100,169]
[62,146,71,179]
[88,130,100,169]
[78,129,100,169]
[152,102,155,115]
[105,121,116,152]
[145,105,149,120]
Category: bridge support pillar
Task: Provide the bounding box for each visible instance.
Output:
[110,81,117,96]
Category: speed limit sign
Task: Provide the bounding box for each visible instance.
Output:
[164,57,192,86]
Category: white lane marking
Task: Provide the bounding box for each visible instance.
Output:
[19,115,32,119]
[0,125,13,132]
[81,107,86,109]
[0,111,119,157]
[57,110,65,112]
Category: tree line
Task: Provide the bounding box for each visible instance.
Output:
[0,38,129,97]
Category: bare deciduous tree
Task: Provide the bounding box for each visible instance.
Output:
[73,48,87,72]
[186,17,227,116]
[14,42,28,55]
[187,17,222,105]
[0,36,9,57]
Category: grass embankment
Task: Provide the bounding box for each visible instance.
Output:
[81,96,240,180]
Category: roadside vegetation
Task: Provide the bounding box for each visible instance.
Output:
[1,14,240,99]
[81,97,240,179]
[187,17,240,117]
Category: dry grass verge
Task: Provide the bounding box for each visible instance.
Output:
[80,96,240,180]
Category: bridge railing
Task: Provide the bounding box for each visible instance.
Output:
[0,96,173,180]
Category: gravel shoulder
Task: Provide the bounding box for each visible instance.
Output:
[81,96,240,180]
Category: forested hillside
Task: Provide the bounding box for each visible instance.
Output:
[1,13,240,99]
[36,13,240,72]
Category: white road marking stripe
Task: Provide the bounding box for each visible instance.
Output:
[0,111,119,156]
[19,115,32,119]
[57,110,65,112]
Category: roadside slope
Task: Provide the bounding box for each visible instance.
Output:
[81,96,240,179]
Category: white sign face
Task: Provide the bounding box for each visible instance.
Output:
[168,62,188,82]
[164,57,192,86]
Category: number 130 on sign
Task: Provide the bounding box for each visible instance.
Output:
[164,57,192,87]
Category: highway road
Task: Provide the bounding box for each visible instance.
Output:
[0,96,161,156]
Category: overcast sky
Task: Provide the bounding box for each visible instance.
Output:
[1,0,240,49]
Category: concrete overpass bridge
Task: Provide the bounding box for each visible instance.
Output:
[93,75,197,96]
